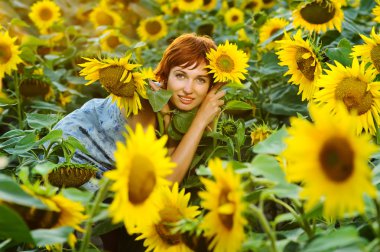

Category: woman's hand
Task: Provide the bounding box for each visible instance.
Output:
[194,82,226,129]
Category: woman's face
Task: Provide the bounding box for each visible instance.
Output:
[166,62,211,111]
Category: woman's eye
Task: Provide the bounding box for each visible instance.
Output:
[176,74,185,79]
[197,78,207,84]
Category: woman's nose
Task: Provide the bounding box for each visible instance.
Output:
[183,80,193,94]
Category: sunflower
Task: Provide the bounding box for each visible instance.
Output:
[140,67,156,80]
[276,30,322,101]
[0,31,22,80]
[314,58,380,135]
[262,0,276,9]
[199,158,246,252]
[78,55,147,116]
[178,0,203,12]
[104,124,175,233]
[201,0,218,11]
[224,7,245,28]
[136,183,200,251]
[259,17,289,50]
[206,41,249,84]
[293,0,344,33]
[28,0,62,34]
[137,16,168,43]
[281,104,377,218]
[373,1,380,23]
[351,27,380,73]
[250,123,273,145]
[100,29,131,52]
[89,4,123,28]
[240,0,262,12]
[161,1,181,16]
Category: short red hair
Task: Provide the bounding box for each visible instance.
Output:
[154,33,217,87]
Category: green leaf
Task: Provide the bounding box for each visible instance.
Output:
[303,227,367,252]
[20,47,36,64]
[0,174,47,209]
[10,132,37,154]
[325,38,352,67]
[31,227,73,247]
[0,205,34,244]
[35,129,63,146]
[26,113,60,129]
[253,127,288,155]
[172,109,197,134]
[30,100,66,112]
[224,100,252,111]
[33,161,59,176]
[249,154,286,184]
[147,88,172,112]
[0,129,26,139]
[65,136,89,154]
[167,122,183,141]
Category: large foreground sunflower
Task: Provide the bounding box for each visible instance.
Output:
[199,158,247,252]
[281,104,377,218]
[276,30,322,101]
[351,27,380,73]
[28,0,61,34]
[293,0,344,33]
[0,31,22,80]
[206,41,249,83]
[259,17,289,50]
[78,55,147,116]
[224,8,245,28]
[314,58,380,135]
[137,16,168,42]
[104,124,175,233]
[136,183,199,251]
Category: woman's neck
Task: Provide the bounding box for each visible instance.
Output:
[125,99,156,131]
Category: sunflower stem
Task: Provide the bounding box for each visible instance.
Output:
[13,72,23,129]
[250,204,278,252]
[271,197,314,238]
[78,178,111,252]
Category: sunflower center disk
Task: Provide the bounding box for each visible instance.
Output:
[232,15,239,22]
[0,43,12,64]
[39,8,53,21]
[155,208,182,245]
[128,155,156,204]
[99,66,136,97]
[263,0,274,3]
[370,45,380,72]
[245,1,258,9]
[216,54,235,73]
[218,188,234,230]
[300,0,335,24]
[96,12,114,26]
[319,137,354,182]
[335,77,373,115]
[295,47,316,81]
[146,21,162,35]
[107,35,120,49]
[204,0,212,5]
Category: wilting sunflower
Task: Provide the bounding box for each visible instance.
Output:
[259,17,289,50]
[89,4,123,28]
[240,0,262,12]
[104,124,175,233]
[0,31,22,80]
[136,183,199,251]
[100,29,131,52]
[293,0,344,33]
[206,41,249,83]
[262,0,276,9]
[178,0,203,12]
[250,123,274,145]
[199,158,246,252]
[351,27,380,73]
[276,30,322,101]
[314,58,380,135]
[373,1,380,23]
[201,0,218,11]
[224,7,245,28]
[28,0,61,34]
[79,55,147,116]
[137,16,168,43]
[281,104,377,218]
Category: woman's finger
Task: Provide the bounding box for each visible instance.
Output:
[148,80,161,91]
[210,82,226,92]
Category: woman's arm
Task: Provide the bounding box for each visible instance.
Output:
[166,83,225,183]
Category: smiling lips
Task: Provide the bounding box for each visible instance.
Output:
[179,95,194,105]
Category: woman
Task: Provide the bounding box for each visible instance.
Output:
[53,33,225,186]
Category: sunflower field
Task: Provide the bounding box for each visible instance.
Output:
[2,0,380,251]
